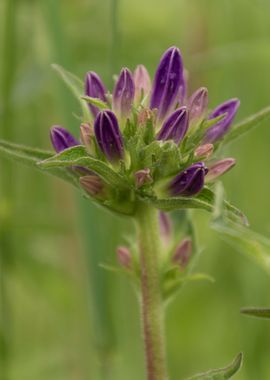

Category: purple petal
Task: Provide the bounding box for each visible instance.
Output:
[206,158,236,182]
[85,71,107,117]
[150,46,184,121]
[112,68,135,118]
[157,106,189,144]
[50,126,80,153]
[204,98,240,143]
[169,162,208,196]
[94,110,124,161]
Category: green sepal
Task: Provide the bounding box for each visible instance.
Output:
[241,307,270,320]
[0,139,79,187]
[51,64,92,122]
[81,95,108,110]
[186,352,243,380]
[223,105,270,145]
[38,145,130,189]
[211,183,270,275]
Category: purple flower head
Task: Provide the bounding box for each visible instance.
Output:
[50,126,80,153]
[157,106,189,145]
[85,71,107,117]
[112,68,135,118]
[150,46,184,121]
[188,87,208,121]
[94,110,124,161]
[169,162,208,197]
[205,98,240,143]
[133,64,151,104]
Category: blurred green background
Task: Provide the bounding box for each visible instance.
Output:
[1,0,270,379]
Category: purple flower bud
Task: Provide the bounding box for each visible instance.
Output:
[85,71,107,118]
[194,143,213,160]
[112,68,135,118]
[188,87,208,121]
[150,46,184,121]
[159,212,172,246]
[172,238,192,269]
[116,246,131,269]
[134,168,153,188]
[50,126,79,153]
[94,110,124,161]
[204,98,240,143]
[206,158,236,182]
[80,175,103,196]
[156,106,189,144]
[134,64,151,104]
[169,162,208,197]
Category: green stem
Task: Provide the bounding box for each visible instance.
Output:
[136,203,168,380]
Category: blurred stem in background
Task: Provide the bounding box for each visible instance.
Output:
[0,0,18,378]
[110,0,120,86]
[42,0,121,378]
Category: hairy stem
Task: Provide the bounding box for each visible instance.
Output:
[136,203,168,380]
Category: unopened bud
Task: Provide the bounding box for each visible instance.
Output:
[80,175,103,196]
[172,238,192,269]
[194,144,214,160]
[134,64,151,104]
[188,87,208,121]
[134,168,153,188]
[117,246,131,269]
[80,123,93,151]
[159,212,172,246]
[206,158,236,182]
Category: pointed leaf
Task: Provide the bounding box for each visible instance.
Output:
[52,64,91,122]
[241,307,270,320]
[223,105,270,144]
[0,139,78,186]
[186,353,243,380]
[39,145,130,188]
[81,95,108,110]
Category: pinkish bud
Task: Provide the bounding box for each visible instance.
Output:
[80,175,103,196]
[194,144,214,160]
[172,238,192,269]
[188,87,208,121]
[134,64,151,104]
[206,158,236,182]
[159,212,172,246]
[80,123,93,151]
[134,168,153,188]
[117,246,131,269]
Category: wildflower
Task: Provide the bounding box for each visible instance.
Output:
[112,68,135,118]
[194,144,213,160]
[156,106,189,144]
[205,98,240,143]
[80,175,103,196]
[150,46,184,121]
[169,162,208,197]
[50,126,79,153]
[206,158,236,182]
[94,110,124,161]
[85,71,107,117]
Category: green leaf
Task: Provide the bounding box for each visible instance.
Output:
[52,64,91,122]
[81,95,108,110]
[148,188,247,225]
[223,105,270,144]
[211,183,270,275]
[241,307,270,320]
[39,145,130,189]
[186,353,243,380]
[0,139,78,187]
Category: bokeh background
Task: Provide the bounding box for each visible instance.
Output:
[1,0,270,379]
